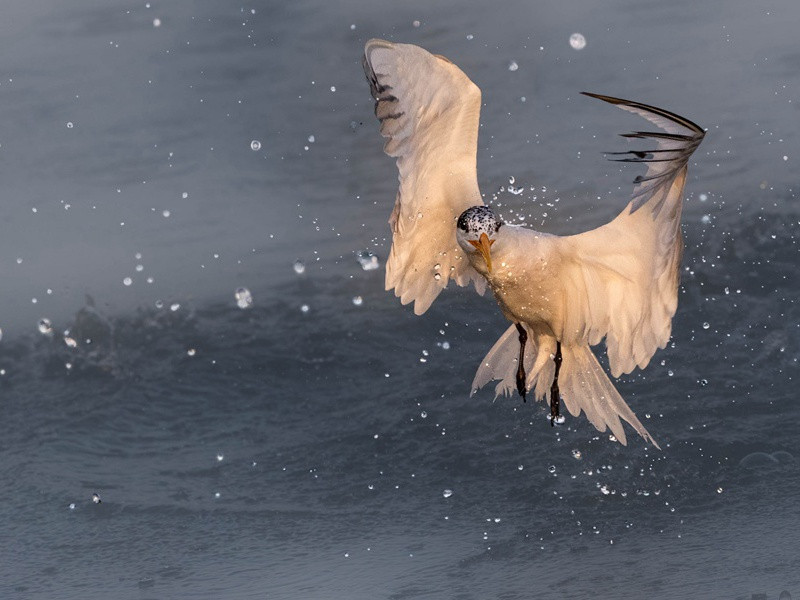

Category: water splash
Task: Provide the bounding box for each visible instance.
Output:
[235,287,253,309]
[63,331,78,348]
[38,318,53,335]
[356,251,380,271]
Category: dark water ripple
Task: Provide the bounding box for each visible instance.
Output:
[2,221,799,596]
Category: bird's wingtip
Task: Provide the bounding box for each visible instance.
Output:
[581,91,626,105]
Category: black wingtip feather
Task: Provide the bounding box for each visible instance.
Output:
[582,91,705,136]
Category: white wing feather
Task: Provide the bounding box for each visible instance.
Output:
[549,94,705,376]
[363,39,486,315]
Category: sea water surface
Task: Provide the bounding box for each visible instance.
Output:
[1,0,799,598]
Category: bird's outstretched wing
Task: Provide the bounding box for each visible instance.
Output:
[363,39,486,315]
[550,94,705,376]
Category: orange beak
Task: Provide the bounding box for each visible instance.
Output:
[468,232,495,273]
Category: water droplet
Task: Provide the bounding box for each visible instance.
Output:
[123,277,133,286]
[0,327,3,342]
[38,318,53,335]
[508,60,519,72]
[64,331,78,348]
[699,193,708,202]
[702,322,710,329]
[66,122,74,128]
[250,140,261,151]
[420,411,427,418]
[235,287,253,309]
[517,464,524,471]
[155,300,164,309]
[293,260,306,274]
[569,32,587,50]
[153,17,161,27]
[433,263,441,270]
[68,503,76,510]
[433,273,441,280]
[352,295,363,306]
[135,264,144,272]
[667,369,674,377]
[356,251,380,271]
[216,453,224,462]
[412,19,420,27]
[442,489,453,498]
[716,487,723,494]
[300,304,310,313]
[170,302,180,312]
[548,465,557,474]
[187,348,196,356]
[466,33,474,40]
[162,209,171,218]
[441,341,450,350]
[92,493,101,504]
[701,215,711,225]
[307,135,315,143]
[572,449,582,460]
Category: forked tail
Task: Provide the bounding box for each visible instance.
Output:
[471,324,659,448]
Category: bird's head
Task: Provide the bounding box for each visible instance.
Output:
[456,205,502,274]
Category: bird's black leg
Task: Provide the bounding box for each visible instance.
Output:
[515,323,527,403]
[550,341,562,426]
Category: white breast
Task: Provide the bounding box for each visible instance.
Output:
[477,227,563,334]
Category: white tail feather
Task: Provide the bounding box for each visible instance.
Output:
[472,325,659,448]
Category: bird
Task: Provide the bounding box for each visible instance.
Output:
[362,38,705,447]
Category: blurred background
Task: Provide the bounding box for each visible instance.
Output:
[1,0,798,598]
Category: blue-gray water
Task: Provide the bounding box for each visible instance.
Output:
[1,1,799,598]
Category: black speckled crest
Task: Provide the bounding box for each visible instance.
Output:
[457,205,502,236]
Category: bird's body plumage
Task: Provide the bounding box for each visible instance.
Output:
[362,38,705,446]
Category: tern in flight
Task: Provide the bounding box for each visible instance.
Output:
[362,39,705,447]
